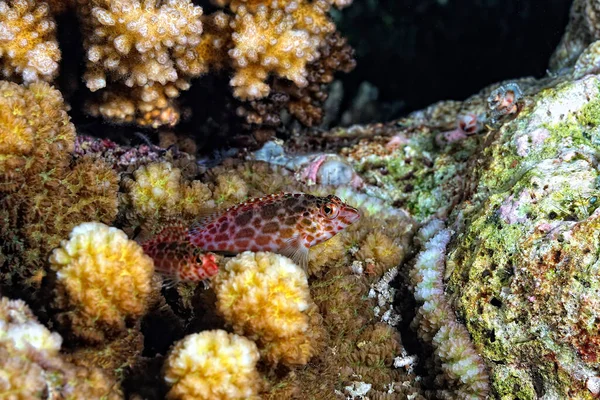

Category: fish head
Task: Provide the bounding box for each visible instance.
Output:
[303,194,360,245]
[179,250,219,282]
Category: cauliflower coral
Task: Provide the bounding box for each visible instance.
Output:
[213,251,325,366]
[0,0,60,83]
[164,330,261,400]
[49,222,155,342]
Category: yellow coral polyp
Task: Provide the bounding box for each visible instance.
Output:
[0,80,75,188]
[125,161,213,222]
[213,251,324,366]
[128,161,182,217]
[49,222,154,341]
[0,0,61,83]
[164,330,261,400]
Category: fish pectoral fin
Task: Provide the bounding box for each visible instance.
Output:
[160,275,180,289]
[280,239,309,272]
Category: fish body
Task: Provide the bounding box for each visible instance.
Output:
[142,225,218,283]
[188,192,361,269]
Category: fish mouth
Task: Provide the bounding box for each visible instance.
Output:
[342,206,361,224]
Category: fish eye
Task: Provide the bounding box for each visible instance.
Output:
[321,203,339,219]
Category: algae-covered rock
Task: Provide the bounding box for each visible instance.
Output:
[446,75,600,397]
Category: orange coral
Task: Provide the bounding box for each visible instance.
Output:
[0,0,60,83]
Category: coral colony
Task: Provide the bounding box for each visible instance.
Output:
[4,0,600,399]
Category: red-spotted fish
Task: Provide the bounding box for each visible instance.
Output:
[187,192,361,269]
[142,225,219,284]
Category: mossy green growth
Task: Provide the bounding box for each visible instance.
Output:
[491,365,538,400]
[352,129,479,221]
[445,76,600,397]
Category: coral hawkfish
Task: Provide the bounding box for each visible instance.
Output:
[188,192,361,270]
[142,193,360,281]
[142,225,219,284]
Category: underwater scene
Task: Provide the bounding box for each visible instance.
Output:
[3,0,600,398]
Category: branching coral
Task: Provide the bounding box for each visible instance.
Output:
[76,0,354,129]
[213,251,325,367]
[0,0,60,83]
[86,83,182,128]
[76,0,204,126]
[163,330,261,400]
[238,31,356,127]
[79,0,203,91]
[0,297,122,398]
[228,4,324,100]
[49,222,155,343]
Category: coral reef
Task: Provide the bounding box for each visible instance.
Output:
[0,297,122,398]
[164,330,261,400]
[49,222,154,342]
[7,1,600,398]
[0,0,60,83]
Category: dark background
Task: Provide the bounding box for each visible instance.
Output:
[334,0,572,120]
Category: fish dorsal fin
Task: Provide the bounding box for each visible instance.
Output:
[279,237,309,272]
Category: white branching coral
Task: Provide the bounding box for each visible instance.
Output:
[77,0,204,126]
[228,0,335,100]
[79,0,204,91]
[409,220,489,399]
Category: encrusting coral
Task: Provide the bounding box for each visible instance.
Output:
[0,0,60,83]
[0,297,123,398]
[163,329,262,400]
[0,81,118,293]
[213,251,325,367]
[49,222,155,343]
